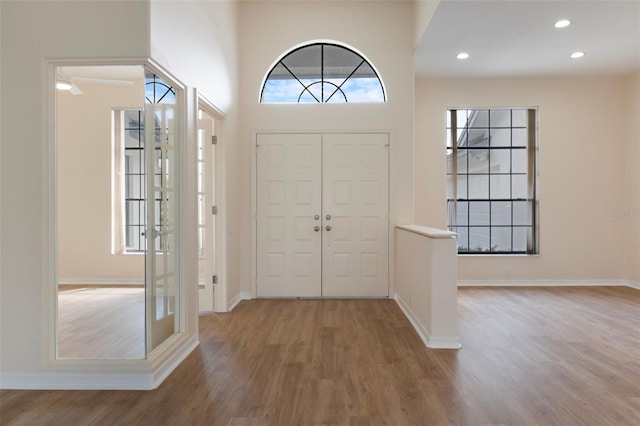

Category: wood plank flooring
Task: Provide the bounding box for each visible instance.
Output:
[2,286,639,425]
[57,286,145,359]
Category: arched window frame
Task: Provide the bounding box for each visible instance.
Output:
[259,40,387,104]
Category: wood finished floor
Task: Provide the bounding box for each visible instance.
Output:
[2,286,639,425]
[57,286,145,359]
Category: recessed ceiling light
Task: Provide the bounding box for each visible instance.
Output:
[571,51,585,59]
[555,19,571,29]
[457,52,469,60]
[56,81,73,91]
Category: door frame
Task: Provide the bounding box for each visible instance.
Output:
[197,95,228,313]
[250,130,397,298]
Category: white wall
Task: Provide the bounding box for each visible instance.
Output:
[57,81,145,284]
[1,0,150,374]
[149,0,242,307]
[415,76,629,282]
[414,0,440,47]
[238,0,415,294]
[625,73,640,285]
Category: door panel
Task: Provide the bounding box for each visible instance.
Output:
[256,134,322,297]
[146,103,178,352]
[198,118,215,312]
[256,133,388,298]
[322,133,389,297]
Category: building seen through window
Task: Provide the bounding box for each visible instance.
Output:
[446,108,538,254]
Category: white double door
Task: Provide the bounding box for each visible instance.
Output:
[257,133,389,298]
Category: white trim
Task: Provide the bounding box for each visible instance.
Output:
[198,95,228,314]
[394,293,462,350]
[396,224,457,239]
[1,335,198,390]
[58,278,144,286]
[625,281,640,290]
[42,57,197,391]
[457,280,633,287]
[228,292,252,312]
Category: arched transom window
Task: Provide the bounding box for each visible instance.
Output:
[261,42,386,103]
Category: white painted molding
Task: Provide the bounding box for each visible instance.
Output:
[458,279,633,287]
[58,278,144,286]
[394,293,462,350]
[627,281,640,290]
[228,292,252,312]
[0,371,154,391]
[396,224,457,239]
[1,335,199,390]
[147,335,199,389]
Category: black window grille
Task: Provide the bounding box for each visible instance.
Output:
[261,42,385,103]
[446,108,538,254]
[120,74,175,253]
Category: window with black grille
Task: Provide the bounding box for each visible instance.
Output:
[114,74,175,253]
[261,42,385,103]
[446,108,538,254]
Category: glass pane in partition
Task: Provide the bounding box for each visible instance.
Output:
[145,73,179,354]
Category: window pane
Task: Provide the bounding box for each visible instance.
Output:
[512,175,528,199]
[469,227,490,252]
[490,128,511,147]
[490,109,510,127]
[490,175,511,199]
[456,201,469,226]
[468,175,488,199]
[446,174,454,199]
[456,227,469,252]
[468,109,489,128]
[512,109,528,127]
[446,150,453,173]
[489,149,510,173]
[513,201,531,226]
[491,201,512,226]
[446,129,452,148]
[324,44,362,80]
[339,76,384,103]
[282,44,321,79]
[469,201,489,225]
[468,128,489,147]
[457,148,468,173]
[457,175,468,199]
[469,149,489,173]
[262,64,304,103]
[457,110,469,127]
[512,148,527,174]
[491,227,512,252]
[512,128,528,147]
[513,227,529,252]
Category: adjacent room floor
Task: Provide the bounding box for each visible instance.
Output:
[57,286,145,359]
[2,286,639,425]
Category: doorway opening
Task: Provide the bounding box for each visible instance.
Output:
[55,64,182,359]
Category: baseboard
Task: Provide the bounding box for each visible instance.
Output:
[394,293,461,350]
[147,334,199,390]
[58,278,144,286]
[0,336,198,391]
[457,279,632,287]
[627,281,640,290]
[0,371,155,390]
[227,292,252,312]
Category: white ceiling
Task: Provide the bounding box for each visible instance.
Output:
[415,0,640,77]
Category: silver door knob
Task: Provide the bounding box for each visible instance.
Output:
[314,226,320,232]
[325,225,332,231]
[326,214,331,220]
[314,215,320,220]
